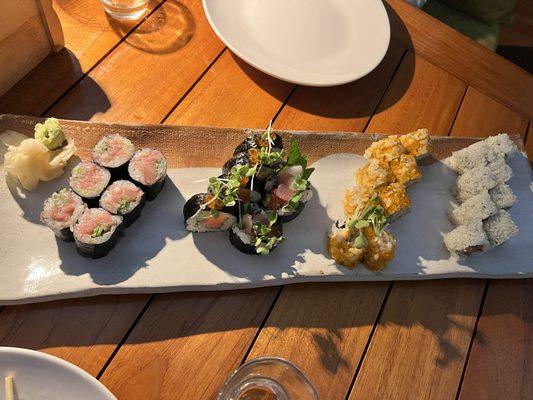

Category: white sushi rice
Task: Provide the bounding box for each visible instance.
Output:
[92,134,135,168]
[456,165,498,202]
[489,183,517,209]
[483,210,518,246]
[100,180,144,215]
[448,141,499,174]
[484,133,518,157]
[449,191,498,225]
[443,221,489,254]
[73,208,123,244]
[487,156,513,184]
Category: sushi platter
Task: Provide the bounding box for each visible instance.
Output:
[0,114,532,305]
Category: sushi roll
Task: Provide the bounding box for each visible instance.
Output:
[69,161,111,207]
[355,159,391,189]
[40,188,86,241]
[128,148,167,201]
[449,191,498,225]
[487,156,513,184]
[361,227,397,271]
[448,141,499,174]
[456,165,498,202]
[376,182,411,222]
[73,208,123,258]
[263,165,313,223]
[443,221,489,254]
[234,130,283,155]
[92,134,135,180]
[489,183,517,209]
[399,129,430,160]
[343,185,375,217]
[364,135,406,162]
[100,180,146,227]
[484,133,517,157]
[326,221,366,268]
[184,193,237,232]
[483,210,518,246]
[389,154,421,186]
[223,149,260,175]
[229,211,283,255]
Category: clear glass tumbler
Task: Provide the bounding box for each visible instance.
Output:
[100,0,150,20]
[217,357,319,400]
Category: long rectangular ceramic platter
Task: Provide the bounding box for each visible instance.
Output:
[1,114,532,305]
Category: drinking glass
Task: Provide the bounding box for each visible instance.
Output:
[217,357,318,400]
[99,0,150,20]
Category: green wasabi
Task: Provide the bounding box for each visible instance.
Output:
[34,117,65,150]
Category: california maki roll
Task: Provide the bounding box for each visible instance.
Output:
[92,134,135,180]
[73,208,123,258]
[100,180,146,227]
[233,129,283,155]
[69,161,111,207]
[229,210,284,255]
[128,148,167,201]
[40,188,86,241]
[184,193,238,232]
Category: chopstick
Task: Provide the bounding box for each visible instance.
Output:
[4,376,15,400]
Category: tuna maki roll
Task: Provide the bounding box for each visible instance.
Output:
[128,148,167,201]
[263,165,313,223]
[229,210,284,255]
[184,193,238,232]
[100,180,146,227]
[40,188,86,241]
[69,161,111,207]
[92,134,135,180]
[233,130,283,155]
[73,208,123,258]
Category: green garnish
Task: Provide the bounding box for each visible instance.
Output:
[34,117,65,150]
[207,164,256,215]
[252,211,284,255]
[91,225,107,238]
[345,196,389,249]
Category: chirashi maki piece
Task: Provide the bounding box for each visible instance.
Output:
[92,134,135,179]
[398,129,430,160]
[449,191,498,225]
[483,210,518,246]
[456,164,498,202]
[234,129,283,155]
[229,210,283,255]
[443,221,490,254]
[40,188,86,241]
[355,159,391,189]
[69,161,111,206]
[376,182,411,222]
[73,208,123,258]
[183,192,238,232]
[128,148,167,201]
[100,180,145,227]
[364,135,406,162]
[389,154,421,186]
[489,183,517,209]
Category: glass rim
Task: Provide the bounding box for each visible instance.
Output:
[217,356,319,399]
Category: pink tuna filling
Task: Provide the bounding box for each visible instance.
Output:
[50,194,76,222]
[75,163,106,191]
[102,184,142,212]
[132,150,162,185]
[78,211,115,235]
[97,137,129,164]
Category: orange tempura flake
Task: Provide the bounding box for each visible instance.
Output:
[326,228,365,269]
[399,129,430,158]
[362,227,396,271]
[355,159,392,189]
[364,135,406,162]
[389,154,421,185]
[343,185,374,217]
[377,183,411,217]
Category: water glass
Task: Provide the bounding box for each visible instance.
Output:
[217,357,318,400]
[100,0,150,20]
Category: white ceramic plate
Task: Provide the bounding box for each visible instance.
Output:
[202,0,391,86]
[0,347,116,399]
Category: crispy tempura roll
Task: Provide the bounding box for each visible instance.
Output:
[326,222,366,269]
[362,227,396,271]
[399,129,430,160]
[389,154,421,186]
[364,135,406,162]
[377,183,411,222]
[355,159,391,189]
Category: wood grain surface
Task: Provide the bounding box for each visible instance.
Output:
[0,0,532,398]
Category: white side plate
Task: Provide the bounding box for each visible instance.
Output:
[0,347,116,399]
[202,0,391,86]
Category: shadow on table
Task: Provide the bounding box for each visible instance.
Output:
[230,3,415,121]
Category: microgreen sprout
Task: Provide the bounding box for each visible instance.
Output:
[252,211,284,255]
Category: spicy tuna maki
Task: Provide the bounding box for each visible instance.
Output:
[73,208,123,258]
[69,161,111,207]
[229,210,284,255]
[184,193,238,232]
[100,180,146,227]
[92,134,135,180]
[128,148,167,201]
[40,188,86,241]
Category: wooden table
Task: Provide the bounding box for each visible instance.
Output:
[1,1,532,398]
